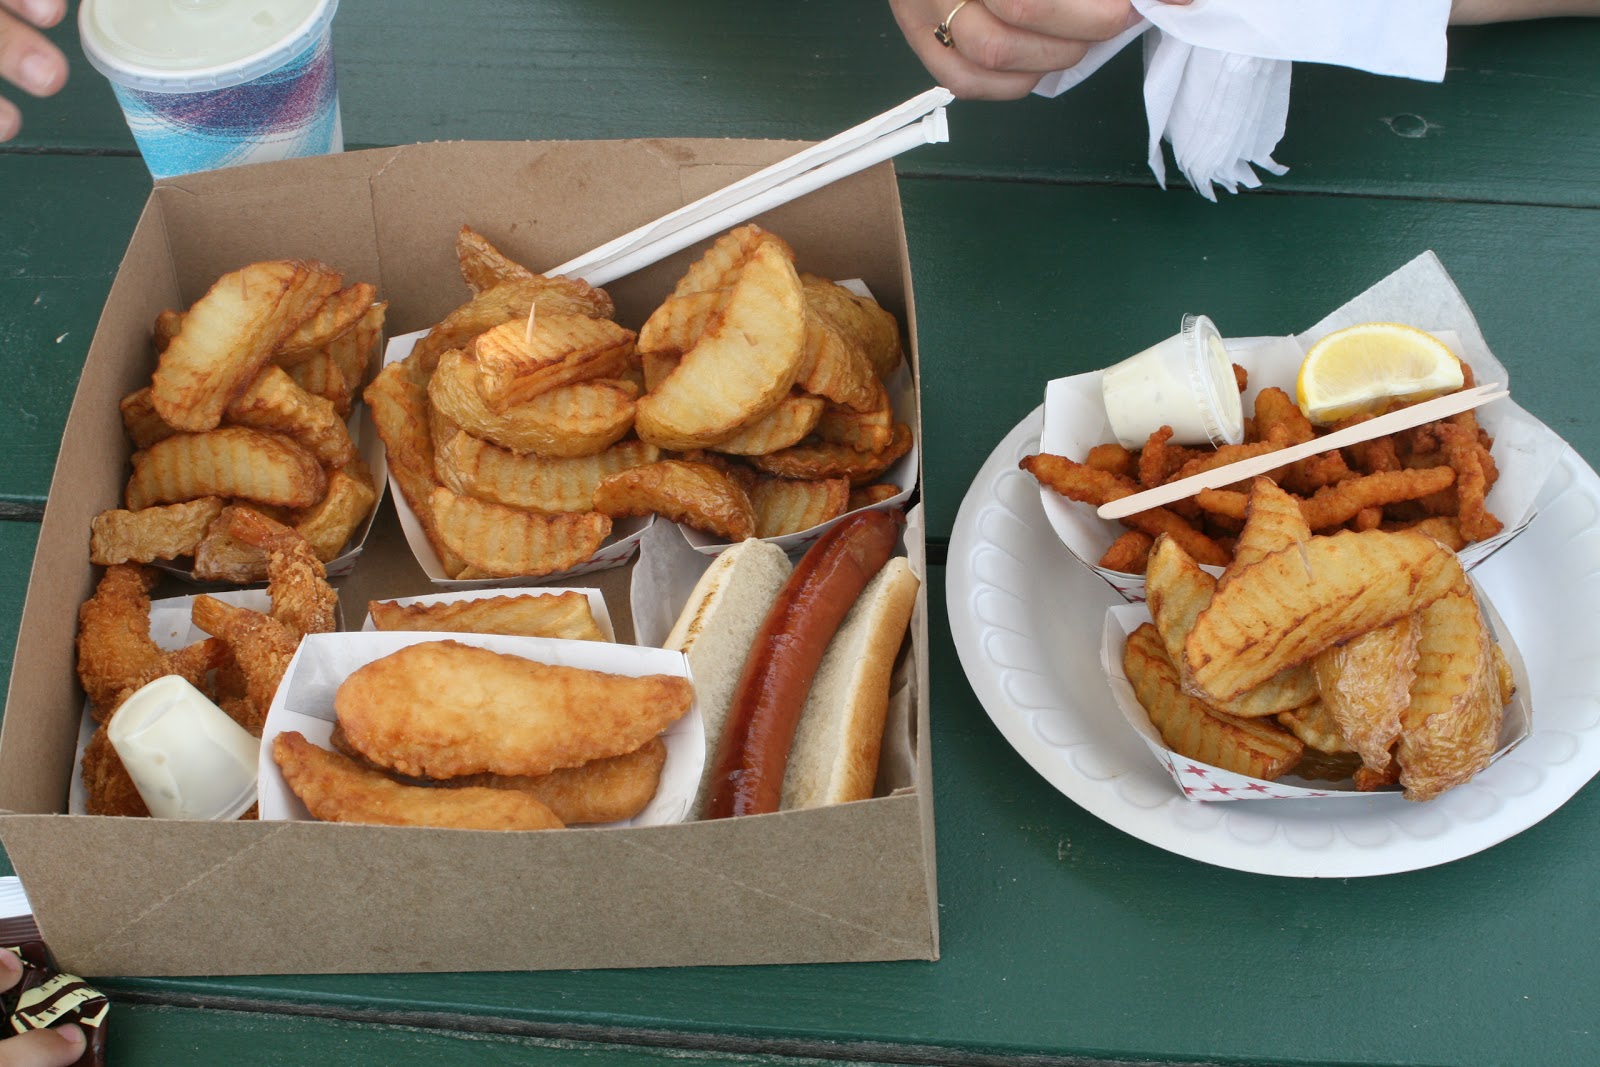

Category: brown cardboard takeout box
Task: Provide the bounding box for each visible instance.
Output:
[0,140,937,976]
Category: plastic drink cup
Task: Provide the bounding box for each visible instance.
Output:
[1099,314,1244,448]
[107,675,261,820]
[78,0,342,181]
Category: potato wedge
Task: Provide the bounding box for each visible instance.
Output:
[751,476,850,538]
[120,387,178,449]
[364,356,467,576]
[368,591,607,642]
[435,431,660,514]
[225,365,355,468]
[430,487,612,578]
[1395,592,1503,802]
[801,273,902,379]
[90,497,225,565]
[672,224,794,298]
[456,224,536,294]
[592,460,755,542]
[709,395,825,456]
[472,314,636,413]
[747,421,911,485]
[274,282,378,362]
[428,348,638,458]
[126,427,326,511]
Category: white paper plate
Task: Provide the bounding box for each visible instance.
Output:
[947,406,1600,877]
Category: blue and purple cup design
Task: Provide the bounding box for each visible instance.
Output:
[109,31,342,181]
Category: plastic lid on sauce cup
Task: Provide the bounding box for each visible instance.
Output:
[1100,314,1244,449]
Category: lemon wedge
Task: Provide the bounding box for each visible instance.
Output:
[1296,322,1464,425]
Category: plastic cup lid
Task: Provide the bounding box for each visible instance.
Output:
[79,0,339,94]
[1180,313,1245,447]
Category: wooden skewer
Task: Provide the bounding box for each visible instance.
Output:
[1095,383,1508,520]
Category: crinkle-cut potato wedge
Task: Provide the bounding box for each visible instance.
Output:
[751,476,850,539]
[848,483,900,512]
[120,387,178,449]
[152,308,184,354]
[90,497,225,565]
[672,223,795,298]
[592,459,755,542]
[1396,591,1504,802]
[1314,614,1419,779]
[814,383,894,453]
[286,351,354,420]
[1123,623,1304,780]
[1223,477,1311,581]
[638,288,726,356]
[747,421,912,486]
[436,430,660,513]
[126,427,326,511]
[1185,529,1468,703]
[430,486,611,578]
[796,308,880,413]
[801,272,903,380]
[292,461,377,563]
[224,365,355,469]
[640,350,679,393]
[457,224,536,294]
[635,242,805,448]
[368,591,608,643]
[152,260,342,432]
[274,282,378,361]
[428,348,639,458]
[364,357,467,577]
[709,395,826,456]
[274,731,566,831]
[409,275,614,373]
[1275,700,1352,754]
[472,314,636,413]
[334,640,691,780]
[1143,534,1317,718]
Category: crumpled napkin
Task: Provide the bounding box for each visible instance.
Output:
[1033,0,1452,200]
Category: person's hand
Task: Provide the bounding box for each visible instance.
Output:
[1450,0,1600,21]
[888,0,1190,99]
[0,948,86,1067]
[0,0,68,142]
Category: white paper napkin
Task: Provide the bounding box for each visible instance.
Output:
[1033,0,1452,199]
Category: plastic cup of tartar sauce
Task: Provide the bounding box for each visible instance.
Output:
[107,675,260,820]
[78,0,342,181]
[1099,314,1244,448]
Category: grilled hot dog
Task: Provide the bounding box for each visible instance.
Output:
[702,510,899,818]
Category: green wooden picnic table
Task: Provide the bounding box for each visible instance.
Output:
[3,3,1599,1064]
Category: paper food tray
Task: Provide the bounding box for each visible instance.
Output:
[257,630,703,829]
[1039,252,1564,602]
[1098,580,1531,801]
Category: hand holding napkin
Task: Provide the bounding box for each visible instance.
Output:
[1034,0,1452,199]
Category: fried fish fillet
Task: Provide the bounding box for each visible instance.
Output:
[1396,592,1505,802]
[335,640,691,779]
[273,731,565,830]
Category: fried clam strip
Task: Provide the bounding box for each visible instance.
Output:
[1436,421,1504,543]
[1144,534,1317,718]
[191,594,301,736]
[75,564,225,717]
[367,591,608,643]
[90,497,225,565]
[1313,614,1420,790]
[334,640,693,779]
[1122,624,1304,780]
[330,725,664,825]
[1098,530,1154,574]
[274,732,565,831]
[1184,529,1468,702]
[1395,592,1506,802]
[1195,467,1456,533]
[592,460,755,543]
[1165,424,1292,486]
[1019,453,1230,568]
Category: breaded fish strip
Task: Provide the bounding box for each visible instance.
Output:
[335,640,692,779]
[274,732,564,830]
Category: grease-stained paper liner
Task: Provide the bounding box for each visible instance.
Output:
[360,586,615,641]
[68,588,285,816]
[1099,577,1530,801]
[151,403,389,584]
[378,329,651,587]
[257,631,703,829]
[1041,252,1563,602]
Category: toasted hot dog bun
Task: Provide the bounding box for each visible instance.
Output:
[781,556,920,810]
[664,537,792,819]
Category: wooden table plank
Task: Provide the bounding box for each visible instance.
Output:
[82,569,1600,1067]
[0,155,151,512]
[13,4,1600,206]
[904,179,1600,541]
